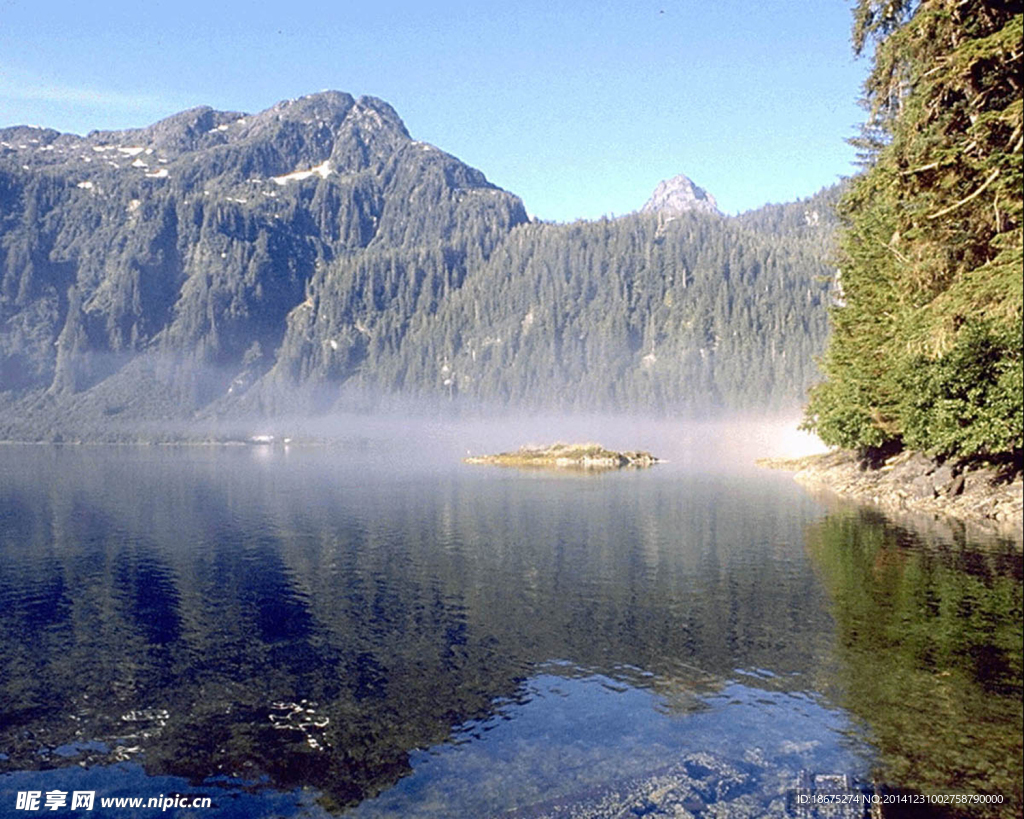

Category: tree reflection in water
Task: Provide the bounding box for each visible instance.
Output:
[805,506,1022,818]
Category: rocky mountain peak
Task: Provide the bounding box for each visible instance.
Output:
[349,96,410,139]
[252,92,409,139]
[96,105,247,155]
[641,174,720,216]
[255,91,354,131]
[0,90,423,182]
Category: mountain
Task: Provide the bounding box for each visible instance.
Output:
[0,92,837,440]
[641,174,720,216]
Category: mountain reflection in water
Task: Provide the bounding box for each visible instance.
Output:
[0,443,1019,817]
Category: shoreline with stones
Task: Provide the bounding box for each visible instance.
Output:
[759,449,1023,541]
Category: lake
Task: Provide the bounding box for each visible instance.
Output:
[0,423,1020,817]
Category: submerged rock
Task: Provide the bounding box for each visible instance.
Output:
[504,750,873,818]
[464,442,660,471]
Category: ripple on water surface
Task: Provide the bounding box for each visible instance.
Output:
[0,444,1019,817]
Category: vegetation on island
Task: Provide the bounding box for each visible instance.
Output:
[804,0,1023,464]
[464,442,659,470]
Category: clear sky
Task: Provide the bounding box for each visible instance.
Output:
[1,0,869,222]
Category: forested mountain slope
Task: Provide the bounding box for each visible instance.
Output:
[298,206,835,413]
[0,92,837,439]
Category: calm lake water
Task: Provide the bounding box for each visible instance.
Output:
[0,427,1020,818]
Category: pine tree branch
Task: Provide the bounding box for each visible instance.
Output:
[876,238,911,264]
[927,169,1000,219]
[901,161,943,175]
[1007,123,1022,151]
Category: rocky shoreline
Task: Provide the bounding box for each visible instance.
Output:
[759,449,1022,540]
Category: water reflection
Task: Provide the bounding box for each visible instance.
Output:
[804,505,1022,817]
[0,445,1017,816]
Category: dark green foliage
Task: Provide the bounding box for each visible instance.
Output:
[898,318,1024,457]
[805,1,1023,460]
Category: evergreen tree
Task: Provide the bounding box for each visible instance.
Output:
[805,0,1023,459]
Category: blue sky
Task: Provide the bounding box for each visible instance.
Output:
[1,1,869,221]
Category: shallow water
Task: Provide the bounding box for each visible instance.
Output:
[0,435,1019,817]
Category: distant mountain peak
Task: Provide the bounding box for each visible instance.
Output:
[642,174,719,216]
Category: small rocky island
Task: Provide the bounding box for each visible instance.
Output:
[465,442,660,470]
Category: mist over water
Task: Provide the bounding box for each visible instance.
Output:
[219,411,826,474]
